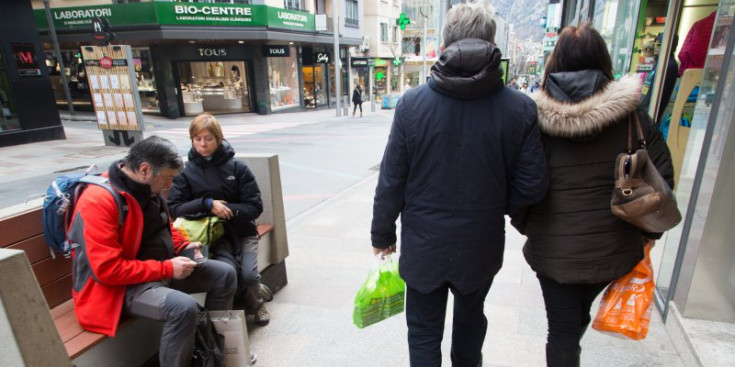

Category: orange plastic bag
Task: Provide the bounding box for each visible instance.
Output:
[592,244,654,340]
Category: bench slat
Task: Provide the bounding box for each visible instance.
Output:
[65,331,108,359]
[50,299,75,319]
[0,209,43,248]
[257,224,274,237]
[32,255,72,287]
[42,275,73,309]
[7,234,52,265]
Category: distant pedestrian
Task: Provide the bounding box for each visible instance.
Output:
[507,77,519,89]
[511,23,674,366]
[371,3,549,366]
[352,84,363,117]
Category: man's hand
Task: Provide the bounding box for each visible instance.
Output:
[373,244,397,259]
[211,200,233,219]
[644,239,656,249]
[171,256,197,279]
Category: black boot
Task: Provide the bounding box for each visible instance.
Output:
[546,344,580,367]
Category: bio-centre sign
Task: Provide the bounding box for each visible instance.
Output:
[35,3,315,32]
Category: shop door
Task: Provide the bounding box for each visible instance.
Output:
[176,60,253,116]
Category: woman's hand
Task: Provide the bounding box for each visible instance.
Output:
[211,200,233,219]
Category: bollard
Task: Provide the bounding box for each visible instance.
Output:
[343,96,350,116]
[371,94,376,112]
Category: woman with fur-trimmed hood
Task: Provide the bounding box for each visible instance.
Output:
[511,24,674,366]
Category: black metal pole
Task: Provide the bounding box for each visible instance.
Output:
[44,0,74,115]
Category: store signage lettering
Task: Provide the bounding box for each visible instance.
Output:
[54,8,112,20]
[263,46,289,57]
[12,44,41,77]
[174,5,252,16]
[315,52,330,63]
[199,48,228,57]
[351,59,368,67]
[34,3,314,31]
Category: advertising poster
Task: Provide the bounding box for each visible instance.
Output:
[81,45,144,131]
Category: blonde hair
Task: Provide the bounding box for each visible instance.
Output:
[189,113,224,145]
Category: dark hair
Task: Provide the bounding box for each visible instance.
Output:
[543,23,613,87]
[123,135,183,175]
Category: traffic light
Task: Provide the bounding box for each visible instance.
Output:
[396,13,410,30]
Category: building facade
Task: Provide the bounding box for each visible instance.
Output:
[0,0,64,147]
[32,0,362,117]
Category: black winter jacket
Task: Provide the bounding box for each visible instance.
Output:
[516,70,674,284]
[371,38,549,294]
[168,141,263,238]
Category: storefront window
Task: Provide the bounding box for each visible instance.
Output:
[655,1,735,321]
[268,49,299,111]
[132,48,159,113]
[178,61,252,115]
[45,50,91,109]
[592,0,641,77]
[303,63,327,108]
[0,53,19,132]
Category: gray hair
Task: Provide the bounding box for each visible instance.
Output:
[442,2,497,47]
[123,135,184,175]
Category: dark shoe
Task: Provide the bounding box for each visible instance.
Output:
[259,283,274,302]
[546,344,579,367]
[253,305,270,326]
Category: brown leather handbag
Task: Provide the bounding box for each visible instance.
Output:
[611,113,681,233]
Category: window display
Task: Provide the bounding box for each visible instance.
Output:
[45,50,91,108]
[132,48,159,113]
[303,63,327,108]
[178,61,251,115]
[268,50,299,111]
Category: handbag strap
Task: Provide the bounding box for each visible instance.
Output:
[626,112,647,153]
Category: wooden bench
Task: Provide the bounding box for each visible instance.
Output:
[0,205,275,364]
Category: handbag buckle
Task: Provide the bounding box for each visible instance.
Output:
[621,187,633,197]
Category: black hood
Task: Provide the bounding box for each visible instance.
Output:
[429,38,504,99]
[188,140,235,167]
[544,69,609,103]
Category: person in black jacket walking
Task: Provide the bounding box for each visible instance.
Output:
[352,84,363,117]
[371,3,549,366]
[512,24,674,367]
[168,113,273,327]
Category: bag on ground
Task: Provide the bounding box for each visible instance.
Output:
[43,172,126,258]
[353,255,406,329]
[174,216,225,247]
[592,244,655,340]
[192,306,225,367]
[209,310,252,366]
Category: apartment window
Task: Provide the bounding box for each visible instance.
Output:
[284,0,305,10]
[345,0,359,27]
[380,23,389,43]
[392,25,398,43]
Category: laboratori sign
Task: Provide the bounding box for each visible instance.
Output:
[53,7,111,26]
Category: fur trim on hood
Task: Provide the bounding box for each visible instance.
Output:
[532,74,641,138]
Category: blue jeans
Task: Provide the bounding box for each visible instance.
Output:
[405,279,493,367]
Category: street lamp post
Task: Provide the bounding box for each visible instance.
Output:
[419,5,431,84]
[333,0,341,117]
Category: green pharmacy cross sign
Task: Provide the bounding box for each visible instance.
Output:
[396,13,410,30]
[375,71,385,81]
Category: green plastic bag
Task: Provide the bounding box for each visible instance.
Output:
[173,216,225,247]
[353,255,406,329]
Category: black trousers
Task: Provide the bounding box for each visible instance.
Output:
[405,278,493,367]
[353,101,362,113]
[537,274,609,352]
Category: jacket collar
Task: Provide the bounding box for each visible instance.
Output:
[429,38,504,99]
[533,73,641,138]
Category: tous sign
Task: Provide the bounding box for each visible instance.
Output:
[198,48,227,57]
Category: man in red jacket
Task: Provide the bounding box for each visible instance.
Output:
[69,136,236,367]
